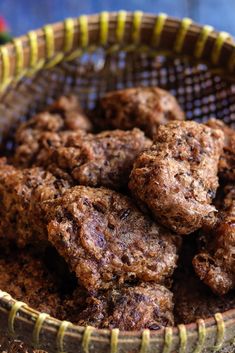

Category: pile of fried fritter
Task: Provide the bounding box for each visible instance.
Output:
[0,87,234,330]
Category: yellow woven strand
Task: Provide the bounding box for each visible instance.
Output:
[211,31,231,65]
[193,319,206,353]
[0,46,10,86]
[116,11,127,43]
[151,13,167,47]
[44,25,55,59]
[32,313,49,348]
[8,301,26,335]
[44,53,64,69]
[174,17,192,53]
[100,12,109,46]
[56,320,71,353]
[178,324,187,353]
[79,15,89,48]
[12,38,24,77]
[64,48,83,62]
[28,31,38,67]
[162,327,173,353]
[82,326,93,353]
[110,328,119,353]
[64,18,75,52]
[140,329,150,353]
[194,25,214,59]
[27,30,45,76]
[0,290,12,299]
[213,313,225,352]
[132,11,143,45]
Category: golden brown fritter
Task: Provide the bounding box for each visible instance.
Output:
[14,95,92,167]
[43,186,181,292]
[206,118,235,181]
[14,127,151,190]
[47,95,93,132]
[94,87,185,138]
[129,121,224,235]
[43,128,151,189]
[0,160,70,247]
[77,283,174,330]
[193,185,235,295]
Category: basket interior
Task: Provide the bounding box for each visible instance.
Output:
[0,50,235,155]
[0,45,235,353]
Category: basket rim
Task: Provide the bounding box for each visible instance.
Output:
[0,11,234,353]
[0,10,235,90]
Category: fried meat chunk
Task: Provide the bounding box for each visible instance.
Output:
[193,185,235,295]
[77,283,174,330]
[14,95,92,167]
[94,87,184,138]
[43,186,181,291]
[206,118,235,181]
[0,159,69,246]
[129,121,224,234]
[15,127,151,190]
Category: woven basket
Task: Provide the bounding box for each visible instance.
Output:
[0,11,235,353]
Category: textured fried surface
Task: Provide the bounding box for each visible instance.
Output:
[173,236,235,324]
[14,95,92,167]
[174,270,235,324]
[14,125,151,190]
[0,246,62,317]
[193,185,235,295]
[37,128,151,190]
[0,159,69,246]
[77,283,174,330]
[47,95,92,132]
[43,186,181,292]
[94,87,184,138]
[0,244,88,320]
[129,121,224,234]
[206,118,235,181]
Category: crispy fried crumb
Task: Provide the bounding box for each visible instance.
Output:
[129,121,224,234]
[94,87,184,138]
[44,186,181,291]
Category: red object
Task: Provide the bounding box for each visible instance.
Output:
[0,16,8,32]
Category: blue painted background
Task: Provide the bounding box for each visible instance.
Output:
[0,0,235,37]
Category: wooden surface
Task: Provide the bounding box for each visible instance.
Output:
[0,0,235,37]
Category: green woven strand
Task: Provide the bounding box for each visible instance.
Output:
[64,18,74,52]
[151,13,167,47]
[100,12,109,46]
[140,329,150,353]
[8,301,26,335]
[132,11,143,45]
[110,328,119,353]
[79,15,89,48]
[178,324,187,353]
[43,25,54,59]
[32,313,49,349]
[116,11,127,43]
[82,326,93,353]
[193,319,206,353]
[211,31,231,65]
[56,320,71,353]
[163,327,173,353]
[174,17,192,53]
[213,313,225,352]
[194,25,213,59]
